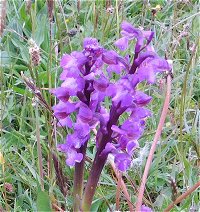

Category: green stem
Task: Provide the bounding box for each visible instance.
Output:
[35,104,44,190]
[73,143,87,211]
[115,0,120,39]
[82,105,120,211]
[82,152,108,211]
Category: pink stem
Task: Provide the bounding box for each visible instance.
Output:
[115,171,121,211]
[135,74,172,211]
[164,181,200,212]
[110,160,134,211]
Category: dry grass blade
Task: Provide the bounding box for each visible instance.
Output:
[21,72,52,112]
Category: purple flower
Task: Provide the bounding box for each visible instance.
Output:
[133,91,152,106]
[114,153,131,171]
[93,75,109,92]
[66,149,83,167]
[61,76,85,96]
[51,21,171,172]
[141,205,152,212]
[115,21,154,53]
[57,116,73,128]
[78,103,93,124]
[50,87,69,102]
[114,37,129,51]
[53,101,76,119]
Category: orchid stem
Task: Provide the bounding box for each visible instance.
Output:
[73,143,87,211]
[81,151,108,211]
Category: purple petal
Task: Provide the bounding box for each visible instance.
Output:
[131,107,151,119]
[114,153,131,171]
[60,54,73,68]
[121,21,141,37]
[100,142,117,156]
[126,140,138,155]
[111,125,125,135]
[53,101,76,119]
[83,37,99,48]
[150,58,171,72]
[66,149,83,166]
[102,50,118,65]
[121,120,143,139]
[121,21,136,33]
[93,75,109,92]
[137,67,156,84]
[57,143,68,152]
[61,77,85,96]
[74,122,90,139]
[50,87,69,102]
[107,64,122,75]
[78,103,93,123]
[141,205,152,212]
[60,66,80,80]
[114,37,129,51]
[135,51,157,67]
[71,51,87,66]
[134,91,152,106]
[57,116,73,128]
[118,136,129,149]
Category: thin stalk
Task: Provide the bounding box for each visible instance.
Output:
[115,0,120,39]
[164,181,200,212]
[73,143,87,211]
[135,73,172,211]
[179,40,198,152]
[1,153,9,211]
[57,0,72,51]
[115,174,121,211]
[54,1,64,55]
[35,103,44,190]
[93,1,97,37]
[46,10,54,181]
[0,0,7,36]
[110,160,134,211]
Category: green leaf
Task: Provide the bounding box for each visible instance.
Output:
[0,51,10,66]
[34,15,47,46]
[36,190,52,212]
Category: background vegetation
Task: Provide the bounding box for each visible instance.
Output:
[0,0,199,211]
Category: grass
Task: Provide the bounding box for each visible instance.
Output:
[0,0,200,211]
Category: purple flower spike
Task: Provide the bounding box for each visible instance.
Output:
[51,20,171,172]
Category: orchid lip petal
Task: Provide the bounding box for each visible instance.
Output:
[114,37,129,51]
